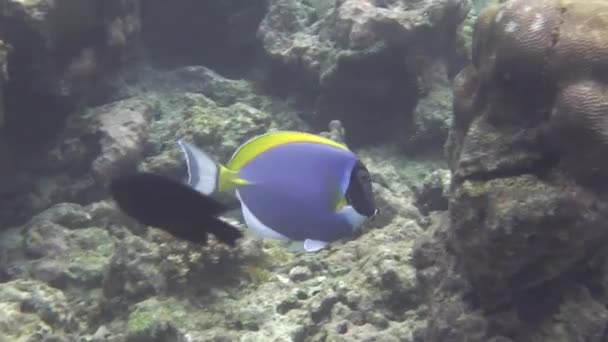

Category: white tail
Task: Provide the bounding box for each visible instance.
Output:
[177,140,218,195]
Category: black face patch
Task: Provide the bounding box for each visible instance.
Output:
[345,160,377,217]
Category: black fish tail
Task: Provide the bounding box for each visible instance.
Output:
[109,172,243,246]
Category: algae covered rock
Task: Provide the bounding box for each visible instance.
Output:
[413,169,450,216]
[141,89,288,177]
[259,0,469,145]
[0,279,79,341]
[141,92,272,177]
[446,0,608,306]
[418,0,608,340]
[113,208,427,341]
[98,147,430,341]
[90,99,152,181]
[0,0,142,226]
[0,97,151,228]
[2,0,141,104]
[405,64,454,155]
[16,203,114,290]
[102,234,167,303]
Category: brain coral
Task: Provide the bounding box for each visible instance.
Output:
[473,0,562,90]
[444,0,608,311]
[453,0,608,182]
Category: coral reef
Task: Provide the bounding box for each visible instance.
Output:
[0,0,464,224]
[0,0,143,230]
[0,97,152,226]
[2,0,140,98]
[0,142,434,341]
[418,0,608,340]
[0,1,468,340]
[90,99,152,181]
[258,0,469,146]
[0,0,141,148]
[413,169,450,216]
[0,66,310,227]
[140,0,267,71]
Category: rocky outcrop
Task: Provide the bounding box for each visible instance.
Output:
[91,99,152,181]
[140,0,266,71]
[1,0,141,104]
[413,169,450,216]
[0,0,143,224]
[417,0,608,340]
[258,0,469,146]
[0,97,152,227]
[0,138,435,341]
[0,2,475,340]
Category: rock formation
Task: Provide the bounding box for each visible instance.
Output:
[417,1,608,340]
[259,0,469,146]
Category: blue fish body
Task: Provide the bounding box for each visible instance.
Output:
[237,142,357,242]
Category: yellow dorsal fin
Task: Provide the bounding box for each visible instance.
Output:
[226,131,350,171]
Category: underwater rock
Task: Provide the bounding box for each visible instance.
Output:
[0,40,8,127]
[141,92,279,176]
[0,0,141,162]
[405,63,454,156]
[0,279,79,341]
[413,169,451,216]
[91,99,152,181]
[133,65,311,131]
[0,97,152,228]
[419,0,608,339]
[102,234,167,303]
[160,66,267,107]
[0,0,142,227]
[1,0,140,104]
[126,319,188,342]
[1,130,434,340]
[319,119,346,144]
[112,211,427,341]
[258,0,469,146]
[172,94,273,157]
[20,203,114,290]
[0,65,309,228]
[140,0,266,71]
[96,151,429,340]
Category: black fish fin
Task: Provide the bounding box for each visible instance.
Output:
[205,217,243,247]
[165,223,209,245]
[109,172,242,246]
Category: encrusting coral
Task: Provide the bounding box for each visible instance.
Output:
[418,0,608,340]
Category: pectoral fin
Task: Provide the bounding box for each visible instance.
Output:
[285,240,328,253]
[303,239,328,252]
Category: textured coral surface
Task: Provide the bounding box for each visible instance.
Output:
[418,0,608,340]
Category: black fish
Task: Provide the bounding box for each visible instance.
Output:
[109,172,243,246]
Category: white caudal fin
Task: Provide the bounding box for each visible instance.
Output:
[177,140,218,195]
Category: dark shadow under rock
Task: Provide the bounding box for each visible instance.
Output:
[141,0,267,75]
